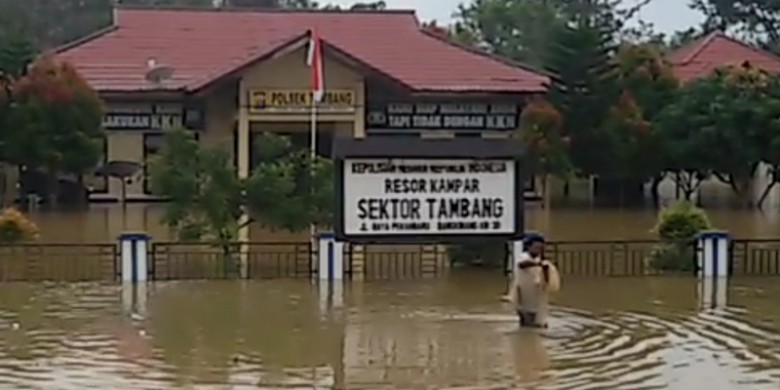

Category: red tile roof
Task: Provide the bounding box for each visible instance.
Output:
[668,31,780,83]
[56,7,548,94]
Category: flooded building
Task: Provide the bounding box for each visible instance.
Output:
[53,5,548,202]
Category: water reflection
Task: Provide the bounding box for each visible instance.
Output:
[1,276,780,388]
[17,203,780,242]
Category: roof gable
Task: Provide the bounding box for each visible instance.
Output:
[668,31,780,82]
[56,7,548,94]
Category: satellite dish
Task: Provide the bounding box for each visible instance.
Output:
[145,58,174,84]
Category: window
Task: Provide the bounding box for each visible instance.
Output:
[143,132,199,194]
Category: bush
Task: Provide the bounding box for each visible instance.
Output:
[648,243,696,272]
[653,200,711,242]
[0,208,39,243]
[448,240,507,267]
[649,201,711,272]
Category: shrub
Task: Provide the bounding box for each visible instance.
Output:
[649,201,711,272]
[0,208,39,244]
[653,200,711,242]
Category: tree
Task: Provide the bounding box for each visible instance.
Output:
[5,56,104,205]
[611,43,679,201]
[518,96,569,178]
[690,0,780,53]
[246,132,333,231]
[150,128,243,242]
[544,14,621,178]
[656,63,780,207]
[453,0,566,67]
[150,130,333,252]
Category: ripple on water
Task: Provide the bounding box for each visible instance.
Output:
[1,281,780,389]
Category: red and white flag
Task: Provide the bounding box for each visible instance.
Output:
[306,29,324,104]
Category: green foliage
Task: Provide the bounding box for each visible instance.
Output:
[454,0,566,67]
[655,63,780,205]
[545,16,621,177]
[649,201,711,272]
[246,132,333,232]
[149,128,242,243]
[518,96,570,177]
[5,56,105,176]
[648,243,696,272]
[150,130,334,245]
[654,201,711,242]
[690,0,780,53]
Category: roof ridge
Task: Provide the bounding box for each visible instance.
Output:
[675,30,780,67]
[115,3,416,16]
[673,31,721,65]
[419,28,551,80]
[52,25,119,55]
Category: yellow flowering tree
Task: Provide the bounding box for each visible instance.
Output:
[0,208,39,244]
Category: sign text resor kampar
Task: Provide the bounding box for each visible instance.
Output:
[248,89,354,113]
[343,159,516,236]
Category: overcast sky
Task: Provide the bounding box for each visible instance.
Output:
[330,0,704,34]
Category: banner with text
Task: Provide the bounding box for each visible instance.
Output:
[248,89,355,114]
[343,159,516,236]
[366,102,519,132]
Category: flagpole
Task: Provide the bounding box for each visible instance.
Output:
[310,89,317,240]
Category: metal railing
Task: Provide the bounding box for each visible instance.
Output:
[544,240,667,276]
[150,241,313,280]
[730,239,780,275]
[0,243,118,282]
[352,244,447,280]
[0,238,779,282]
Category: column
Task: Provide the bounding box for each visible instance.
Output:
[237,108,250,277]
[118,232,150,283]
[318,233,345,321]
[318,233,344,281]
[696,231,730,309]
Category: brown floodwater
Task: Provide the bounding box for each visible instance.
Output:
[20,203,780,242]
[0,274,779,389]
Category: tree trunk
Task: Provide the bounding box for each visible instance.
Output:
[729,177,755,208]
[76,174,87,208]
[46,168,58,208]
[650,176,662,207]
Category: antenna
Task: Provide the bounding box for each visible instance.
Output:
[144,57,174,84]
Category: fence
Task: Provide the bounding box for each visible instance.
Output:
[0,243,118,282]
[2,239,780,282]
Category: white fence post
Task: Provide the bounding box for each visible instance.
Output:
[119,232,151,283]
[318,233,344,281]
[697,231,730,309]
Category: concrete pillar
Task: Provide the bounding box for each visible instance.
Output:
[119,232,150,283]
[697,231,730,279]
[237,108,250,277]
[237,107,250,180]
[318,233,344,281]
[696,231,730,309]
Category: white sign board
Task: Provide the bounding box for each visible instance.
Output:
[343,159,516,236]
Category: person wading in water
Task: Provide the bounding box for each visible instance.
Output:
[503,236,561,328]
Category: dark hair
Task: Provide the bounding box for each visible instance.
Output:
[524,235,545,247]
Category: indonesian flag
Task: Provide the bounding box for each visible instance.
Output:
[306,29,324,104]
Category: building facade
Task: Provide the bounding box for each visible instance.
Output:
[54,6,547,202]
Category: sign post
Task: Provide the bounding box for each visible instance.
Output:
[333,137,524,244]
